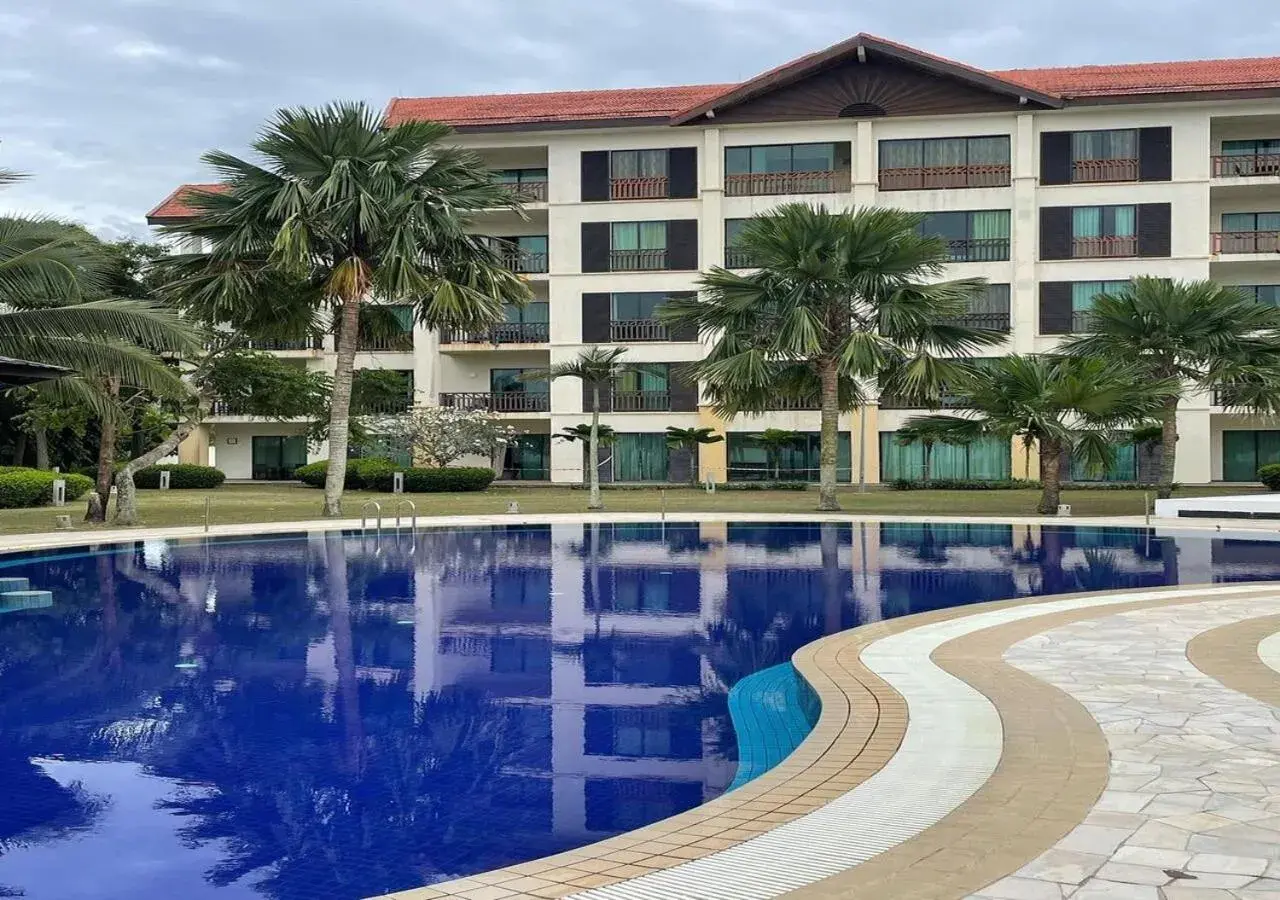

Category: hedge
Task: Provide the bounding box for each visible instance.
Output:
[294,457,397,490]
[0,469,94,509]
[889,478,1167,491]
[370,467,494,493]
[1260,464,1280,491]
[133,464,226,489]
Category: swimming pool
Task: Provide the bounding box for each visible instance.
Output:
[1,521,1277,900]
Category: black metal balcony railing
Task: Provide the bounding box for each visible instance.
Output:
[609,319,668,342]
[878,392,972,410]
[1213,231,1280,254]
[878,163,1011,191]
[942,311,1011,331]
[1072,236,1138,259]
[767,396,821,410]
[1212,155,1280,178]
[724,170,851,197]
[354,396,413,415]
[245,337,322,351]
[499,248,549,274]
[1071,158,1139,183]
[943,237,1010,262]
[210,400,246,415]
[439,391,551,413]
[609,249,668,271]
[724,247,759,269]
[611,390,670,412]
[504,180,548,202]
[610,177,669,200]
[442,322,549,344]
[358,333,414,352]
[1041,310,1095,335]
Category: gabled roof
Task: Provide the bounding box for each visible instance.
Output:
[670,32,1064,124]
[145,183,226,223]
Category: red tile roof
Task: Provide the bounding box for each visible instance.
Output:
[145,183,226,222]
[996,56,1280,98]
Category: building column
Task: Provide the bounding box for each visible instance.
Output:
[1012,436,1040,480]
[177,424,211,466]
[1175,408,1213,484]
[853,119,877,207]
[1011,112,1038,354]
[697,405,728,484]
[850,403,880,486]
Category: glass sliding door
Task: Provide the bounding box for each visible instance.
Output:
[252,435,308,480]
[1222,430,1280,481]
[503,434,550,481]
[614,433,669,482]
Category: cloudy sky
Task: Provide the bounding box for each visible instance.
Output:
[2,0,1276,239]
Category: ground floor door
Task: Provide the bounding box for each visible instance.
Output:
[503,435,550,481]
[1222,430,1280,481]
[252,436,308,480]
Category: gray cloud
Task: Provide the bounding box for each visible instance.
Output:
[1,0,1275,238]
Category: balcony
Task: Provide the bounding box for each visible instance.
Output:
[505,180,548,202]
[611,390,670,412]
[942,238,1010,262]
[245,338,322,351]
[1212,155,1280,178]
[499,247,549,275]
[878,392,972,410]
[1071,236,1137,259]
[943,311,1011,331]
[1071,158,1139,183]
[724,247,758,269]
[358,333,414,352]
[724,170,851,197]
[354,396,413,415]
[210,400,248,416]
[610,177,669,200]
[878,164,1011,191]
[439,391,550,413]
[609,319,669,342]
[609,249,668,272]
[1041,310,1095,335]
[1212,231,1280,255]
[767,396,821,411]
[441,322,549,344]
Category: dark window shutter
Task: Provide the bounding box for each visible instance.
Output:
[666,220,699,270]
[668,147,698,199]
[1040,207,1073,260]
[665,291,699,342]
[1039,282,1073,334]
[581,222,610,272]
[668,447,693,484]
[668,367,699,411]
[834,141,853,182]
[581,292,611,343]
[1040,132,1073,185]
[1138,127,1172,182]
[581,151,610,202]
[583,378,612,414]
[1137,203,1172,257]
[596,440,614,483]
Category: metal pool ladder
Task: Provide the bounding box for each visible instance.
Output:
[360,500,382,533]
[393,498,417,532]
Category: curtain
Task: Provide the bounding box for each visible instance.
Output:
[611,222,638,250]
[1111,205,1136,237]
[1259,212,1280,232]
[752,145,793,173]
[968,436,1011,480]
[1072,282,1102,312]
[517,235,548,255]
[1071,443,1136,481]
[616,434,668,481]
[972,284,1010,315]
[880,140,922,168]
[930,442,968,478]
[790,143,834,172]
[1107,129,1138,159]
[638,150,668,177]
[967,137,1009,165]
[638,221,666,249]
[1072,206,1102,238]
[924,138,967,167]
[881,433,924,481]
[1222,140,1257,157]
[970,211,1010,239]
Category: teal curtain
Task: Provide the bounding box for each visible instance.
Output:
[616,434,668,482]
[611,222,638,250]
[880,433,1010,481]
[505,302,548,323]
[1072,206,1102,238]
[638,221,666,249]
[1112,205,1136,237]
[967,137,1009,165]
[970,210,1009,239]
[505,435,549,480]
[727,433,850,482]
[924,138,967,167]
[1070,443,1136,482]
[968,436,1011,480]
[612,293,664,319]
[880,140,921,168]
[617,364,668,393]
[790,143,835,172]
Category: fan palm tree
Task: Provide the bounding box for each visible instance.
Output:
[893,417,963,485]
[664,426,723,486]
[159,102,531,516]
[1061,276,1280,498]
[660,203,1004,510]
[900,355,1177,515]
[750,428,802,481]
[526,348,627,509]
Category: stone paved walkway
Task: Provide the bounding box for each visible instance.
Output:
[973,596,1280,900]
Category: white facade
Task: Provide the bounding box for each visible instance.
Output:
[159,38,1280,484]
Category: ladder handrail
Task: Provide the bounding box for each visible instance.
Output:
[392,498,417,531]
[360,500,383,532]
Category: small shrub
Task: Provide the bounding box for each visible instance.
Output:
[294,458,397,490]
[133,464,226,489]
[1259,463,1280,491]
[0,468,93,508]
[371,467,494,493]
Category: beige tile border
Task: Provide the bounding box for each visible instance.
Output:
[1186,612,1280,708]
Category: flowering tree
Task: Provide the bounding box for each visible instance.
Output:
[379,405,519,470]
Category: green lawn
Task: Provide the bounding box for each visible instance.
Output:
[0,483,1265,536]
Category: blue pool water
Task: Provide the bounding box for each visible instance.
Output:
[1,521,1279,900]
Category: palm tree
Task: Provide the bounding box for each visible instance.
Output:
[555,423,617,489]
[1061,276,1280,499]
[750,428,802,481]
[527,348,627,509]
[661,203,1004,511]
[900,355,1176,515]
[664,426,723,486]
[160,103,531,517]
[893,417,961,485]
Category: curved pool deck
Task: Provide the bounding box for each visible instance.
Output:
[4,514,1280,900]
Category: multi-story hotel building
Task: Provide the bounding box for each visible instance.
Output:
[148,33,1280,485]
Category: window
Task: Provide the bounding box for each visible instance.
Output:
[496,167,548,201]
[1070,129,1139,182]
[1223,430,1280,481]
[918,210,1010,261]
[350,433,411,467]
[1215,139,1280,177]
[489,368,548,412]
[492,567,551,609]
[584,708,702,760]
[948,283,1011,330]
[726,432,853,483]
[613,433,669,479]
[880,433,1011,482]
[1217,212,1280,254]
[1069,444,1137,482]
[252,435,308,481]
[1069,280,1130,332]
[1236,285,1280,307]
[610,221,667,270]
[501,435,551,481]
[492,234,548,273]
[1071,205,1136,257]
[610,292,666,321]
[878,136,1010,190]
[609,150,669,199]
[724,143,847,195]
[493,302,548,343]
[613,368,669,412]
[724,218,757,268]
[491,636,551,675]
[583,637,699,686]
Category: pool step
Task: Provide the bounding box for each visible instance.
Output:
[0,577,31,593]
[0,590,53,612]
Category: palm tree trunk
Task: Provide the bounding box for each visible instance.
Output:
[1038,439,1063,515]
[114,404,209,526]
[1157,398,1179,500]
[817,359,841,511]
[923,441,933,485]
[588,386,603,510]
[34,429,49,470]
[324,531,364,774]
[323,299,362,517]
